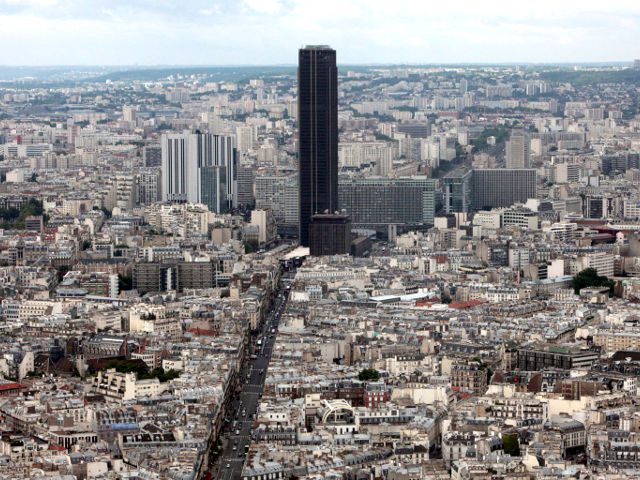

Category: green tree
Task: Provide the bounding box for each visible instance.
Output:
[56,265,70,283]
[105,359,148,377]
[153,368,181,382]
[100,207,112,219]
[358,368,380,382]
[440,292,452,304]
[244,241,258,254]
[502,433,521,456]
[572,267,615,295]
[469,125,510,152]
[103,361,180,383]
[0,199,44,229]
[374,132,393,142]
[118,274,133,291]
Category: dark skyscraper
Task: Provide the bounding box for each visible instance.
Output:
[298,46,338,246]
[309,214,351,256]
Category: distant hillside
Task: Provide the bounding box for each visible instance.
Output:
[540,68,640,85]
[93,65,296,82]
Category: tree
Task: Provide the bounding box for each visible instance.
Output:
[244,241,258,254]
[118,274,133,291]
[102,207,112,218]
[358,368,380,382]
[153,368,181,382]
[0,198,44,229]
[469,125,510,152]
[56,265,70,283]
[105,359,148,377]
[103,361,180,383]
[374,132,393,142]
[502,433,521,456]
[440,292,452,304]
[572,267,615,295]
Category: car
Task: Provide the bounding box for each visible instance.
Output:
[232,445,237,451]
[226,464,230,468]
[235,429,240,435]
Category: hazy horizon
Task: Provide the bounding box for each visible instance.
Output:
[0,61,635,68]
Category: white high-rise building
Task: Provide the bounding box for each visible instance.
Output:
[122,105,137,123]
[235,125,257,153]
[506,131,530,169]
[250,209,277,244]
[161,134,188,203]
[161,132,237,211]
[255,174,298,229]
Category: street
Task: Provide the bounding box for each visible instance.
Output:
[208,274,292,480]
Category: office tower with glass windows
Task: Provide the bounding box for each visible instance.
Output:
[443,168,473,213]
[161,132,237,212]
[298,46,339,246]
[338,176,436,232]
[471,169,537,210]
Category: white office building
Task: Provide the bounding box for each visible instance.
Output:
[506,131,530,169]
[161,132,237,211]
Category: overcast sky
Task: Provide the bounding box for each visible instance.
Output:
[0,0,639,65]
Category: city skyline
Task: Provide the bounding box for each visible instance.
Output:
[0,0,639,65]
[3,3,640,478]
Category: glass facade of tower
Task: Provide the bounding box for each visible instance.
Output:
[471,169,537,210]
[201,165,227,214]
[443,168,473,213]
[298,46,338,246]
[338,176,436,230]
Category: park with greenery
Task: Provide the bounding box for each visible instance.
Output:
[0,199,45,229]
[102,359,181,383]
